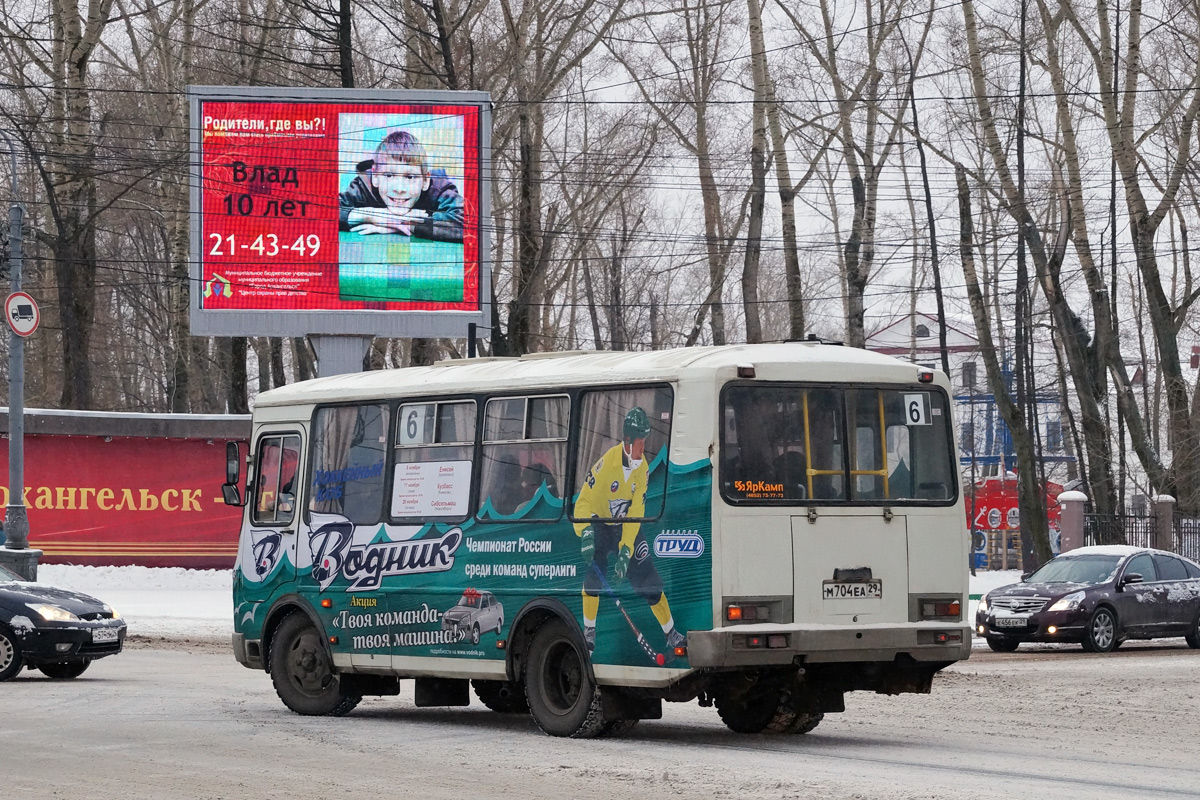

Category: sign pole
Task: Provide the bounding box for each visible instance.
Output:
[0,132,37,579]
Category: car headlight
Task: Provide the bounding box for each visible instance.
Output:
[1048,590,1086,612]
[26,603,81,622]
[103,604,121,620]
[977,594,988,614]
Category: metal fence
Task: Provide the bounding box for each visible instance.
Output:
[1173,518,1200,562]
[1083,513,1156,548]
[1081,513,1200,562]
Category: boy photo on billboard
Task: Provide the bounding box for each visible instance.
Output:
[339,128,464,243]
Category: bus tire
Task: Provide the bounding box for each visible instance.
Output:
[524,618,607,738]
[472,679,530,714]
[779,691,824,734]
[715,686,784,734]
[602,719,640,736]
[270,613,361,716]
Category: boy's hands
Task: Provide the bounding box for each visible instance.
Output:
[347,208,430,235]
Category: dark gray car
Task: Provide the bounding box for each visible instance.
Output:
[975,545,1200,653]
[0,563,126,680]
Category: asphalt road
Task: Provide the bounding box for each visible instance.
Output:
[3,641,1199,800]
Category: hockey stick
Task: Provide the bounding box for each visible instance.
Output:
[589,562,666,665]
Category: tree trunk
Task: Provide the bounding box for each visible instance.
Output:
[957,164,1052,565]
[742,0,769,344]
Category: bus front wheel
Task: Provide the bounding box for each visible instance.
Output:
[524,618,607,738]
[473,679,530,714]
[270,613,361,716]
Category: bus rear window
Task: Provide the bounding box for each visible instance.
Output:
[722,385,955,505]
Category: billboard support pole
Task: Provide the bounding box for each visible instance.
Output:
[468,322,477,358]
[309,334,372,377]
[0,130,40,581]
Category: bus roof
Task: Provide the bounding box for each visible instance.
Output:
[254,342,938,408]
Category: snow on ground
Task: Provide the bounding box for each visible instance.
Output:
[34,564,1020,644]
[38,565,233,639]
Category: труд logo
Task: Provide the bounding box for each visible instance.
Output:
[653,529,705,558]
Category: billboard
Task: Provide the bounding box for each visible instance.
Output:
[2,434,244,569]
[188,86,491,337]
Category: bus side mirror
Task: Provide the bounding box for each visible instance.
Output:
[223,441,248,507]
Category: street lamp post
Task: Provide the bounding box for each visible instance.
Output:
[0,130,40,581]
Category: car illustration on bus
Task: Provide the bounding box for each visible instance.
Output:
[441,588,504,645]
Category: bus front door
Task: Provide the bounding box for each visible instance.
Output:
[246,430,304,584]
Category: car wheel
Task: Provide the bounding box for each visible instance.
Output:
[38,660,91,680]
[986,636,1020,653]
[472,679,530,714]
[1186,612,1200,649]
[496,617,504,635]
[1083,607,1118,653]
[524,618,607,738]
[270,613,361,716]
[0,625,23,682]
[471,623,481,645]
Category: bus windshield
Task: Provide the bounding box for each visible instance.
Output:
[722,384,956,504]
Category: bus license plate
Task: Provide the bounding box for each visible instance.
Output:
[92,628,119,643]
[994,617,1027,628]
[822,581,882,600]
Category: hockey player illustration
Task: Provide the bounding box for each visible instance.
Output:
[575,406,685,658]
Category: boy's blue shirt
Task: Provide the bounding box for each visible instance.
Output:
[338,168,465,243]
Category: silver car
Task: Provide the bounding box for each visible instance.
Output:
[441,589,504,645]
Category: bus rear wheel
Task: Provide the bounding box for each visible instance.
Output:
[716,683,823,734]
[524,618,607,738]
[473,679,530,714]
[270,613,361,716]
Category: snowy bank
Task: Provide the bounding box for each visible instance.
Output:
[33,564,1018,643]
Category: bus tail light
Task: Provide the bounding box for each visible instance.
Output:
[933,631,961,644]
[673,646,687,657]
[726,603,769,622]
[919,598,961,620]
[736,634,789,649]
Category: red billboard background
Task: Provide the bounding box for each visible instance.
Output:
[199,100,481,313]
[0,435,243,569]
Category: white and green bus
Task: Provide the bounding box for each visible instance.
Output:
[226,342,970,737]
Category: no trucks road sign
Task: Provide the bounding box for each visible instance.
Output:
[6,291,39,337]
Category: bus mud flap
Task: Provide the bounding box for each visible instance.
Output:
[601,687,662,721]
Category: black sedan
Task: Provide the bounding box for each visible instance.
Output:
[0,563,126,680]
[975,545,1200,653]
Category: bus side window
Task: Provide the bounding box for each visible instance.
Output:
[478,395,568,521]
[310,404,389,524]
[253,434,301,526]
[572,386,674,521]
[394,400,475,521]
